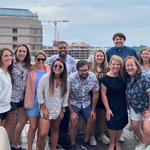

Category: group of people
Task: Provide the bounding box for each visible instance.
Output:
[0,32,150,150]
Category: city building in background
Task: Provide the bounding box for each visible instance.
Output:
[0,8,42,51]
[43,41,94,60]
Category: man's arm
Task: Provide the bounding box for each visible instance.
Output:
[132,48,139,60]
[91,90,99,111]
[106,49,111,62]
[68,97,78,123]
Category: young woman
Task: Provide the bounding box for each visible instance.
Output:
[101,55,128,150]
[139,48,150,73]
[24,51,50,150]
[0,48,13,126]
[139,48,150,148]
[123,56,150,149]
[89,49,110,145]
[37,58,69,150]
[5,44,31,150]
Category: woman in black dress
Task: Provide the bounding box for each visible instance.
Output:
[101,55,128,150]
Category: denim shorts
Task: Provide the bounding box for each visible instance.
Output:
[129,107,144,121]
[10,101,24,111]
[72,105,91,120]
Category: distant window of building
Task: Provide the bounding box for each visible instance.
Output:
[30,29,42,34]
[30,37,42,42]
[12,28,17,34]
[13,44,17,50]
[31,44,42,50]
[12,36,17,42]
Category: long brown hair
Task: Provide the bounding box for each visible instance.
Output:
[49,58,67,97]
[15,44,31,68]
[90,49,108,78]
[123,56,142,81]
[0,47,13,73]
[139,48,150,65]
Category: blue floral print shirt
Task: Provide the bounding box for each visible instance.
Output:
[126,73,150,113]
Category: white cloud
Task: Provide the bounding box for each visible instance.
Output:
[0,0,150,46]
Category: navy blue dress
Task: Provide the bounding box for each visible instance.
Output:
[101,75,128,130]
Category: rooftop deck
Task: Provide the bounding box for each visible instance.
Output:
[21,123,139,150]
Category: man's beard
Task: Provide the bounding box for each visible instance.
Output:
[59,52,67,60]
[80,73,89,80]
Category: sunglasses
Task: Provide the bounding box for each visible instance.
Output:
[59,47,67,50]
[37,58,46,62]
[53,64,63,69]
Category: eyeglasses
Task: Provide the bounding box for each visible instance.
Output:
[37,58,46,62]
[59,47,67,50]
[53,64,63,69]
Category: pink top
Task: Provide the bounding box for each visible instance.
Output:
[24,64,50,109]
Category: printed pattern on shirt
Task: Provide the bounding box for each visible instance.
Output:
[11,61,28,102]
[126,73,150,113]
[69,71,99,108]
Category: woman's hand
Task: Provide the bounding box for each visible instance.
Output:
[41,105,49,120]
[106,109,113,121]
[90,110,96,121]
[59,111,64,120]
[144,109,150,119]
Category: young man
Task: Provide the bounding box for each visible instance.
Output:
[68,60,99,150]
[47,41,76,75]
[106,32,138,62]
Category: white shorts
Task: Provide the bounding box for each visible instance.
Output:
[129,107,144,121]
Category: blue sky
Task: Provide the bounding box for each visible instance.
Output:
[0,0,150,47]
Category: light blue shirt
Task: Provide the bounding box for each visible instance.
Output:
[47,54,77,75]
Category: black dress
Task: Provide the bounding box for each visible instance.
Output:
[101,75,128,130]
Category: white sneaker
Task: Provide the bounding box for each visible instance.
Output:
[145,145,150,150]
[119,134,125,142]
[98,134,110,144]
[90,136,97,146]
[135,142,145,150]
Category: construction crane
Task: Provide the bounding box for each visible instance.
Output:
[42,20,69,41]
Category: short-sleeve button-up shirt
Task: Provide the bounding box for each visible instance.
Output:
[126,73,150,113]
[69,71,99,108]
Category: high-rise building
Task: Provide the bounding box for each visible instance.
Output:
[0,8,42,51]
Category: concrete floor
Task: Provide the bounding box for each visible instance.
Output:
[21,123,139,150]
